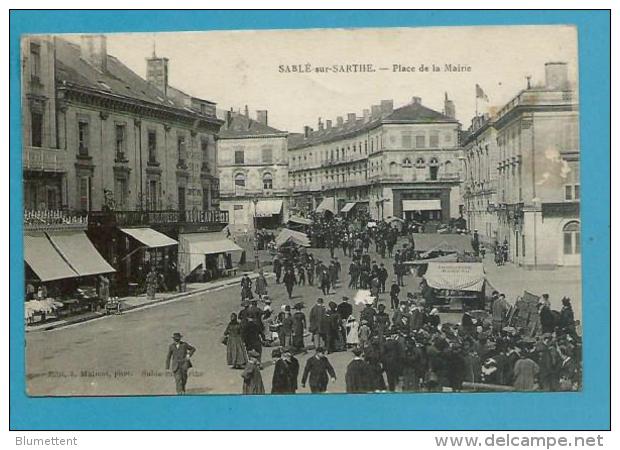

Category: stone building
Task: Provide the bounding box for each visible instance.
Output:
[462,113,499,244]
[21,35,229,295]
[462,62,580,268]
[217,109,290,230]
[288,95,463,224]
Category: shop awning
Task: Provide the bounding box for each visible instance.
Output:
[341,202,356,213]
[24,233,79,282]
[423,262,485,292]
[276,229,310,248]
[316,197,336,214]
[404,253,460,265]
[288,216,313,226]
[121,228,178,248]
[46,231,115,277]
[179,232,243,272]
[255,200,283,217]
[402,199,442,211]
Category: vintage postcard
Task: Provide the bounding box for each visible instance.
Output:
[21,25,581,397]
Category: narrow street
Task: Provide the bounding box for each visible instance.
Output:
[26,245,581,396]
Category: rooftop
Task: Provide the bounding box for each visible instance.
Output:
[218,112,288,139]
[55,38,218,120]
[289,100,458,150]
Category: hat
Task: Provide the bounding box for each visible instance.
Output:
[271,348,282,358]
[248,349,260,358]
[316,346,325,353]
[317,298,324,304]
[352,347,363,356]
[378,304,386,310]
[241,300,250,307]
[342,296,349,301]
[294,302,305,310]
[283,346,294,354]
[172,332,182,339]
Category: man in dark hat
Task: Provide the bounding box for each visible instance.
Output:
[283,347,300,393]
[538,333,560,391]
[165,332,196,395]
[389,278,401,310]
[326,301,342,353]
[301,347,337,393]
[243,317,264,363]
[309,298,327,348]
[337,296,353,344]
[345,347,373,393]
[271,348,295,394]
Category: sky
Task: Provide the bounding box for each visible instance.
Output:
[67,25,577,133]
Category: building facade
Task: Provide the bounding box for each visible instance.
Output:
[462,62,580,268]
[462,113,499,244]
[217,110,290,230]
[288,96,463,224]
[21,35,228,293]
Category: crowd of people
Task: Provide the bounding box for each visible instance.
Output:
[185,213,583,395]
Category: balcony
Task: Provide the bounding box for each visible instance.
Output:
[23,146,66,173]
[89,209,229,228]
[24,209,88,231]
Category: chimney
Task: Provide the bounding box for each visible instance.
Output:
[545,62,568,90]
[443,92,456,119]
[336,116,344,127]
[303,126,312,138]
[244,105,249,117]
[256,110,268,126]
[371,105,381,118]
[81,34,108,72]
[380,99,394,115]
[411,96,422,105]
[363,109,370,122]
[326,119,332,129]
[347,113,356,123]
[146,55,169,95]
[226,109,233,128]
[318,117,323,131]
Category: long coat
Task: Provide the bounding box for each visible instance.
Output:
[301,355,336,392]
[345,358,373,393]
[309,304,326,334]
[513,357,539,391]
[272,359,295,393]
[241,360,265,394]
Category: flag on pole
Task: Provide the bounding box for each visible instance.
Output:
[475,84,489,102]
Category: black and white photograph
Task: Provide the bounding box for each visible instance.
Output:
[21,25,582,397]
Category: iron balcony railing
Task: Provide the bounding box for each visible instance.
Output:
[89,209,229,227]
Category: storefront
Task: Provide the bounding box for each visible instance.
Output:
[254,199,284,229]
[178,232,243,282]
[402,199,442,221]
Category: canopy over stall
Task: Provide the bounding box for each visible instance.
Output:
[288,216,313,226]
[341,202,356,213]
[179,232,243,273]
[276,228,310,248]
[120,228,178,248]
[255,200,283,217]
[411,233,474,254]
[47,231,115,277]
[404,253,460,265]
[402,199,442,211]
[423,262,486,292]
[24,233,79,282]
[315,197,336,215]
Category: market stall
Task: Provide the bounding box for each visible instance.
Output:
[178,232,243,282]
[422,262,487,311]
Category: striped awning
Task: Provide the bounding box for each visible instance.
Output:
[24,233,79,282]
[316,197,336,214]
[47,231,115,277]
[121,228,178,248]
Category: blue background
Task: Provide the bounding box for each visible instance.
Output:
[9,10,610,430]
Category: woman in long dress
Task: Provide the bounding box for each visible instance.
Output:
[241,350,265,394]
[346,316,359,347]
[292,304,306,351]
[224,313,247,369]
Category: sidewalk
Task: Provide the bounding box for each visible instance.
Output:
[27,271,272,332]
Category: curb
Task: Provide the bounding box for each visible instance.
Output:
[27,272,273,332]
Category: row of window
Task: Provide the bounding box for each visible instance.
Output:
[234,148,273,165]
[233,173,273,191]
